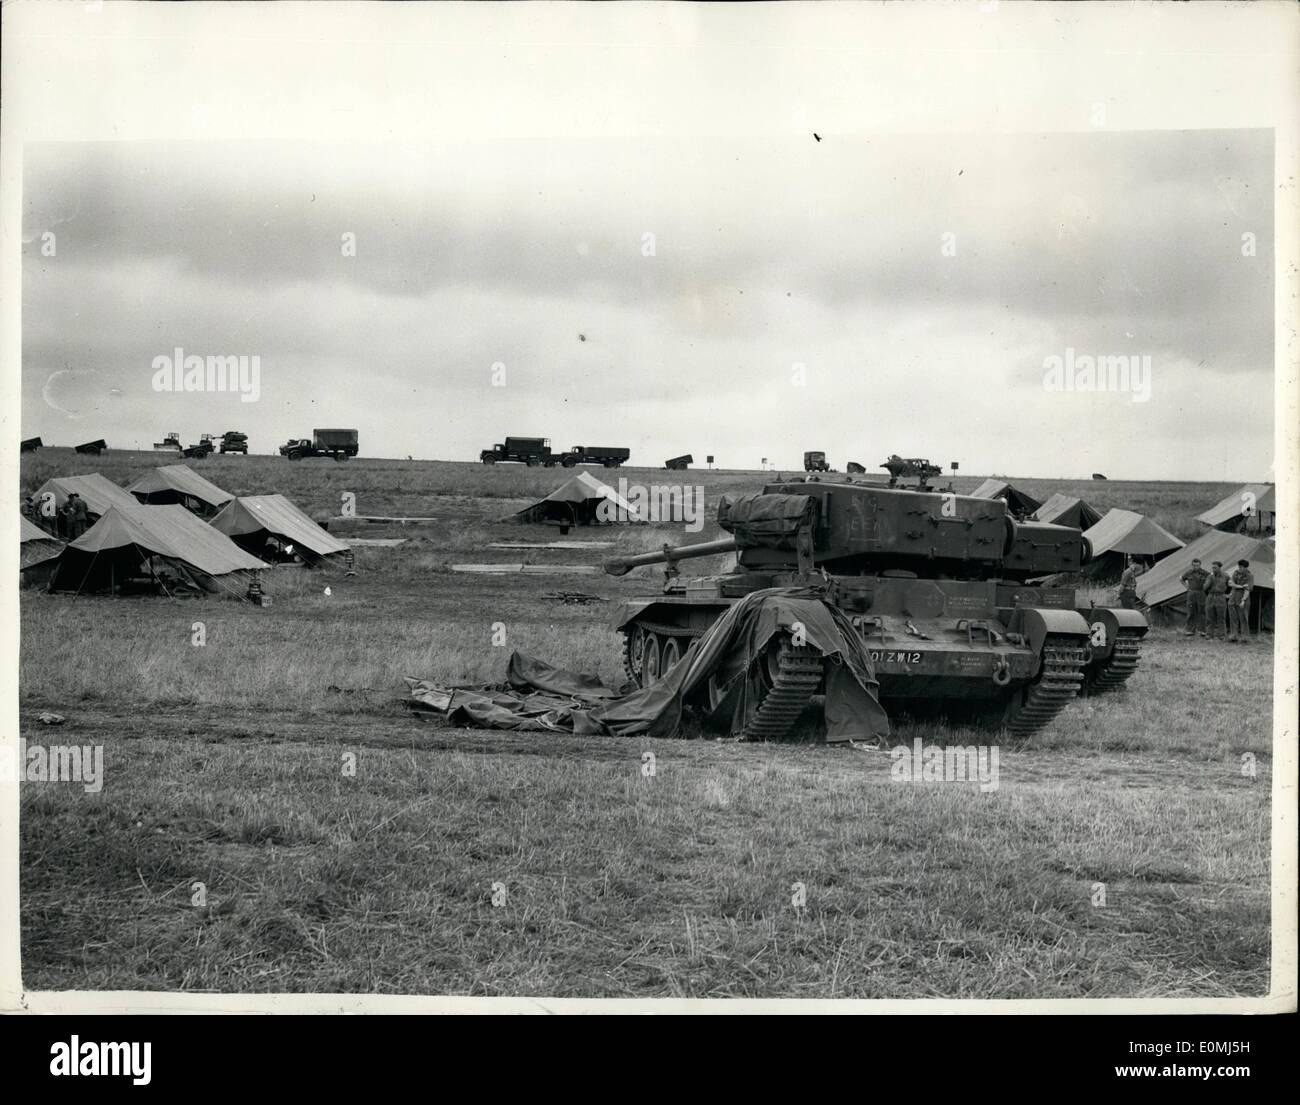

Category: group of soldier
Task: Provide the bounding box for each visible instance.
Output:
[1117,556,1256,641]
[1180,557,1256,641]
[22,493,89,540]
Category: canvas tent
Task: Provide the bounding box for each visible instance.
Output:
[19,514,64,571]
[210,494,349,564]
[514,471,646,531]
[127,464,233,516]
[33,473,139,523]
[970,478,1041,517]
[1195,483,1275,535]
[1082,508,1183,578]
[1032,493,1103,531]
[1135,530,1275,632]
[50,503,263,594]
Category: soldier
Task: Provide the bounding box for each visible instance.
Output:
[1118,558,1143,610]
[55,499,72,540]
[68,492,90,539]
[1227,558,1254,642]
[1204,560,1230,639]
[1179,557,1209,636]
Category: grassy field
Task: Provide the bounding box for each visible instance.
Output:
[16,451,1273,998]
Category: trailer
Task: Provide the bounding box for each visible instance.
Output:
[280,428,359,461]
[21,437,43,453]
[560,445,630,468]
[664,454,693,471]
[480,436,555,467]
[75,439,107,456]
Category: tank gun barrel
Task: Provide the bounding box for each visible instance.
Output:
[603,537,738,577]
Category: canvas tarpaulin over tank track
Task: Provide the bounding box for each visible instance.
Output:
[407,587,891,743]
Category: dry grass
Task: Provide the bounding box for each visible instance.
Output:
[17,452,1273,997]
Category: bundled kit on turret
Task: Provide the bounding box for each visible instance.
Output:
[605,467,1146,740]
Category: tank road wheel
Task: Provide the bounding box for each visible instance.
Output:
[1084,630,1143,692]
[623,625,647,685]
[742,636,824,742]
[1000,634,1087,739]
[660,636,682,676]
[641,634,663,686]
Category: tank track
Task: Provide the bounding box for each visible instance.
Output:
[1003,634,1087,738]
[742,640,824,741]
[1084,631,1142,691]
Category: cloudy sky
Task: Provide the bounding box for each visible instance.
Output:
[22,129,1272,479]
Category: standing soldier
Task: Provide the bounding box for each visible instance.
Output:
[1227,558,1254,643]
[55,498,72,540]
[1118,558,1143,610]
[68,492,89,539]
[1179,557,1208,636]
[1205,560,1230,640]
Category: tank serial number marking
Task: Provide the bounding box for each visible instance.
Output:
[870,650,924,665]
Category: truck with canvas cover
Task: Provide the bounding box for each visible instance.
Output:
[279,428,359,461]
[480,436,555,466]
[561,445,631,468]
[604,466,1146,740]
[803,450,831,472]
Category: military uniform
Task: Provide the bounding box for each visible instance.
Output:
[1179,564,1208,635]
[69,495,89,539]
[1118,565,1140,610]
[1227,565,1254,642]
[1205,568,1230,639]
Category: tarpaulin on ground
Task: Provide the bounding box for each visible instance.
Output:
[407,587,890,742]
[717,493,815,549]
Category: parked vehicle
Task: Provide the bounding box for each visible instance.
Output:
[561,445,630,468]
[664,454,693,471]
[279,428,359,461]
[153,432,182,453]
[219,431,249,454]
[803,450,831,472]
[75,439,107,456]
[480,436,555,466]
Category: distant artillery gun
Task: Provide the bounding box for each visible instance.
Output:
[881,454,947,491]
[664,454,693,471]
[74,439,107,456]
[183,434,217,459]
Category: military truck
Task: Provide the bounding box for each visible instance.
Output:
[604,464,1146,740]
[665,454,694,471]
[480,436,555,466]
[219,430,249,454]
[803,450,831,472]
[561,445,630,468]
[279,428,359,461]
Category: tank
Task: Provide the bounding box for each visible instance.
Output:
[605,466,1147,740]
